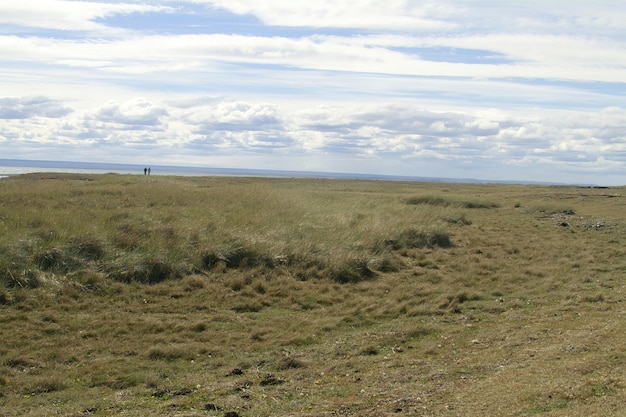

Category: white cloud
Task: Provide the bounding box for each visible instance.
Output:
[91,99,169,128]
[433,34,626,68]
[181,100,283,132]
[2,94,625,183]
[0,0,169,32]
[0,96,73,119]
[202,0,456,31]
[2,31,624,85]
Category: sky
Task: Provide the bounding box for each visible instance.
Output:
[1,1,625,185]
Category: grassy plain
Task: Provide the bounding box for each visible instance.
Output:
[0,173,624,416]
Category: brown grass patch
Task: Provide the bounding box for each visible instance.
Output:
[0,175,624,416]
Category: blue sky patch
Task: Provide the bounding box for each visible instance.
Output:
[390,46,513,64]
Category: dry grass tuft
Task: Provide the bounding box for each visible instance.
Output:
[386,228,453,249]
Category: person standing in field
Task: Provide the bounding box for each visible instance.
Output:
[144,167,147,175]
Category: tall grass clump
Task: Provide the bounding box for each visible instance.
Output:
[406,196,451,206]
[31,247,77,272]
[69,236,107,260]
[445,212,472,225]
[1,262,41,289]
[385,228,453,250]
[331,258,376,283]
[407,195,499,209]
[196,244,276,270]
[107,256,186,284]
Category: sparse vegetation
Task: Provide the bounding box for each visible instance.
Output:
[0,173,624,416]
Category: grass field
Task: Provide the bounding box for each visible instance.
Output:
[0,173,624,416]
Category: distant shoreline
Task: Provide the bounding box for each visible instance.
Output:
[0,158,583,186]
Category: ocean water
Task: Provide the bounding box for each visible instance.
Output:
[0,159,319,179]
[0,158,437,182]
[0,159,574,185]
[3,158,543,184]
[0,159,161,178]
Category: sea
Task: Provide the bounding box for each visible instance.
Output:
[0,158,459,183]
[0,158,573,185]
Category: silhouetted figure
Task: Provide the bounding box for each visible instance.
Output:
[148,167,151,175]
[144,167,147,175]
